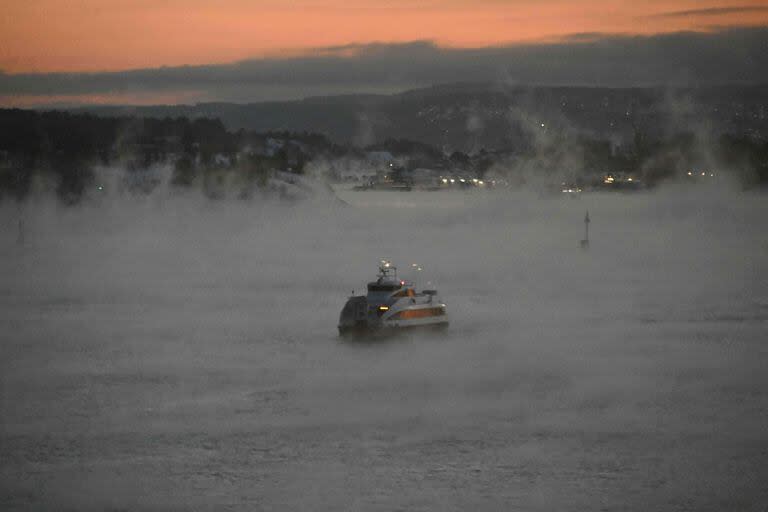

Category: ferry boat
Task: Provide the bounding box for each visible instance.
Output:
[338,261,449,337]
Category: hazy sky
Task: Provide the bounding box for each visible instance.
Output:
[1,1,767,105]
[3,0,768,73]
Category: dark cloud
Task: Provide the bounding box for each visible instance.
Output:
[559,32,618,42]
[651,6,768,18]
[1,27,767,105]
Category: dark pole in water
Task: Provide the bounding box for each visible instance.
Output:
[585,210,590,242]
[580,210,590,249]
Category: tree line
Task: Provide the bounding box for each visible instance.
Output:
[0,109,343,203]
[1,108,766,203]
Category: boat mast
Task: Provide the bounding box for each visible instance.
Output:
[378,260,397,280]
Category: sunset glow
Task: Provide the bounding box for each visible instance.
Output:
[2,0,768,73]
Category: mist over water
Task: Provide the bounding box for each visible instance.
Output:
[1,186,767,510]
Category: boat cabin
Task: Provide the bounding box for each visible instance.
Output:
[338,261,448,336]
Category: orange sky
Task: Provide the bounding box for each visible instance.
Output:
[1,0,767,73]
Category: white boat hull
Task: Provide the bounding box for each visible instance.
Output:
[338,263,449,338]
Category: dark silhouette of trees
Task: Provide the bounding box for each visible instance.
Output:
[171,155,196,186]
[717,134,768,186]
[1,107,766,204]
[0,109,344,203]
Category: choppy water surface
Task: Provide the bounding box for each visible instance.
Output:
[1,188,767,510]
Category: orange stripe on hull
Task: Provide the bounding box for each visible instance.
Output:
[392,307,445,320]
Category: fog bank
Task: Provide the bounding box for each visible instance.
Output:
[1,187,767,510]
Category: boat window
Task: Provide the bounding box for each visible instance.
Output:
[368,284,400,292]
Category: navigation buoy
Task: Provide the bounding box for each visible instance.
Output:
[579,210,590,249]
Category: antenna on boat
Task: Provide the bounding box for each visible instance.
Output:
[579,210,590,249]
[378,259,397,279]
